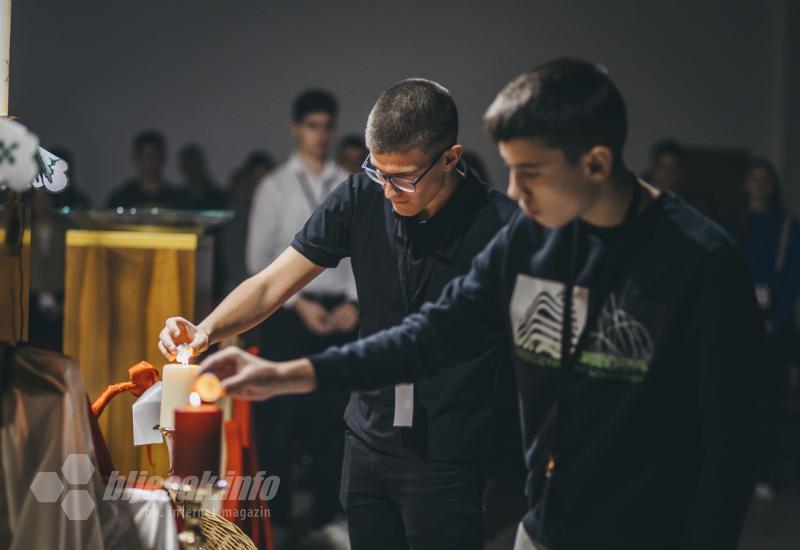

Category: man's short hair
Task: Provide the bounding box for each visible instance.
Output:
[365,78,458,154]
[650,139,685,161]
[484,58,628,169]
[132,129,167,157]
[292,89,339,123]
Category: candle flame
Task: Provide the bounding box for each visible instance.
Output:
[189,392,201,407]
[176,345,192,366]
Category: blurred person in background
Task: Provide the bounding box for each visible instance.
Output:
[738,157,800,502]
[218,151,275,300]
[106,130,182,210]
[646,139,686,193]
[246,89,356,546]
[229,150,275,204]
[335,134,368,174]
[178,143,226,210]
[646,138,713,216]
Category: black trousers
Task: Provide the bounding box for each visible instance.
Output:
[341,430,486,550]
[252,295,355,527]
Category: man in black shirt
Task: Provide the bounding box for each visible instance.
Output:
[106,130,182,210]
[160,79,516,548]
[200,59,762,549]
[178,143,227,210]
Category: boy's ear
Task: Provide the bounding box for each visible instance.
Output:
[584,146,614,179]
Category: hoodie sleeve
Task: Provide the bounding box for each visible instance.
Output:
[311,220,513,390]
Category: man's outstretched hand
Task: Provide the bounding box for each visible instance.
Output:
[199,347,317,401]
[159,317,210,361]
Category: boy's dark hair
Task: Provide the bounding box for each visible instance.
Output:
[132,129,167,157]
[484,57,627,170]
[366,78,458,154]
[650,139,685,161]
[292,89,339,123]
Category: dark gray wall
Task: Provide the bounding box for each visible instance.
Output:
[9,0,787,206]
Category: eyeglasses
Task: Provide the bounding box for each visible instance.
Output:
[361,146,451,193]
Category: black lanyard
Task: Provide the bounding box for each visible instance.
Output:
[537,178,645,540]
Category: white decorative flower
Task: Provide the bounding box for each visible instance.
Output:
[0,118,40,192]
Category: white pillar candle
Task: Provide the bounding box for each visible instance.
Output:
[0,0,11,117]
[159,363,201,429]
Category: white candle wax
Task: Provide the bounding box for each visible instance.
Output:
[159,363,201,429]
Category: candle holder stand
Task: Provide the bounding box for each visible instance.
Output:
[164,477,229,550]
[155,424,175,475]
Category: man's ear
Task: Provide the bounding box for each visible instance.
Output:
[442,144,464,172]
[583,146,614,181]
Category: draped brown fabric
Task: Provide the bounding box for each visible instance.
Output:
[0,344,143,550]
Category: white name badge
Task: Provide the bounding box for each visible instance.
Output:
[393,383,414,427]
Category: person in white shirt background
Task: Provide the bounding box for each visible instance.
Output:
[246,89,357,548]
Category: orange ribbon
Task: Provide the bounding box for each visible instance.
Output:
[91,361,160,417]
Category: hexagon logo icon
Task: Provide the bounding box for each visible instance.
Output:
[61,489,95,521]
[61,454,95,485]
[29,472,65,503]
[29,453,99,520]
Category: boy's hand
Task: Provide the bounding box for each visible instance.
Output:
[199,347,317,400]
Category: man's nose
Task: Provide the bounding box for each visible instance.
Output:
[507,174,520,201]
[384,181,401,200]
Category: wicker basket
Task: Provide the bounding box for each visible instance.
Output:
[198,510,257,550]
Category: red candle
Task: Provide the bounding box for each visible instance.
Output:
[172,398,222,480]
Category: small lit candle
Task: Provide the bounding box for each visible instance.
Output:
[173,392,222,480]
[193,373,225,403]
